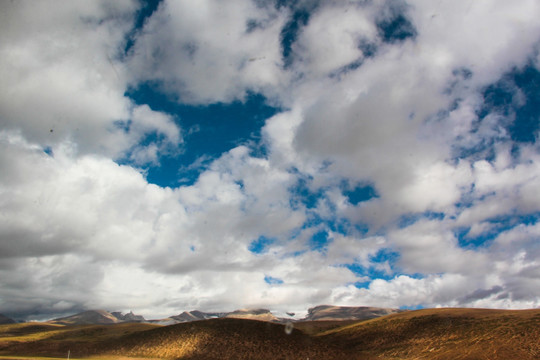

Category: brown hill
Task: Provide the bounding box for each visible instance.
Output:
[103,317,344,359]
[0,322,159,358]
[320,307,540,359]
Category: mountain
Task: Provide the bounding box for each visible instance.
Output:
[167,309,279,323]
[302,305,402,321]
[50,310,145,325]
[111,311,145,322]
[50,310,118,325]
[225,308,280,322]
[0,314,16,324]
[170,310,224,323]
[158,305,397,325]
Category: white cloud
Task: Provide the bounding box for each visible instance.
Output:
[1,0,540,319]
[388,218,490,275]
[455,154,540,227]
[293,3,378,76]
[127,0,288,104]
[0,0,181,160]
[325,234,386,267]
[396,160,473,213]
[410,0,540,85]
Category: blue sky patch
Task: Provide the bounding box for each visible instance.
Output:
[344,248,401,281]
[125,85,280,187]
[398,211,445,229]
[264,275,284,285]
[345,263,392,288]
[353,280,371,289]
[456,212,540,249]
[358,39,377,58]
[477,64,540,145]
[310,230,330,252]
[455,228,496,250]
[43,146,53,157]
[248,236,275,254]
[508,65,540,143]
[377,13,416,43]
[341,182,379,205]
[124,0,162,55]
[399,304,424,310]
[280,8,311,67]
[288,174,331,210]
[370,248,400,265]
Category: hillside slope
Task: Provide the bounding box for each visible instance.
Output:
[0,322,159,358]
[321,308,540,359]
[104,317,344,359]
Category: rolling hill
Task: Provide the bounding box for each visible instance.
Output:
[0,321,159,358]
[0,307,538,359]
[321,308,540,359]
[103,317,344,359]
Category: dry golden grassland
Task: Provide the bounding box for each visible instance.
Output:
[0,322,160,359]
[0,308,538,359]
[321,308,540,359]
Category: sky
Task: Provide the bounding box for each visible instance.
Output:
[1,0,540,321]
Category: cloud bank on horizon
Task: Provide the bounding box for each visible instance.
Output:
[1,0,540,320]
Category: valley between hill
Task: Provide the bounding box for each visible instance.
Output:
[0,308,538,359]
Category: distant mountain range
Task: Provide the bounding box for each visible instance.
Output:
[49,310,146,325]
[303,305,403,321]
[0,314,15,324]
[44,305,401,326]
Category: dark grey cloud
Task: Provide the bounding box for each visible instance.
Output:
[460,286,504,303]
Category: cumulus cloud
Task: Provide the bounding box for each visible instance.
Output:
[292,3,378,76]
[0,0,181,160]
[1,0,540,320]
[127,0,288,104]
